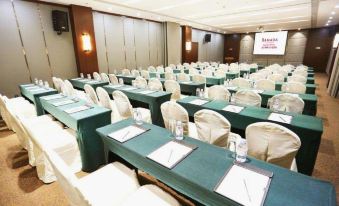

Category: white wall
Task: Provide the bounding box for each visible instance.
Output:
[93,12,164,73]
[0,0,77,97]
[191,29,224,63]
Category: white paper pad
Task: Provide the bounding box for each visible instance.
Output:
[122,87,137,91]
[52,99,75,107]
[286,93,299,97]
[215,165,270,206]
[22,84,35,87]
[226,86,237,90]
[108,84,123,88]
[72,78,82,80]
[147,141,195,169]
[42,94,65,101]
[64,105,91,114]
[108,125,147,143]
[86,80,100,84]
[268,112,293,124]
[78,79,91,82]
[189,99,209,106]
[223,105,244,113]
[252,89,264,94]
[29,88,47,92]
[139,90,156,95]
[180,81,192,84]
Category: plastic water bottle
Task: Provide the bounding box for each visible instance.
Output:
[236,139,248,163]
[199,89,204,98]
[133,109,142,125]
[230,93,235,104]
[175,121,184,140]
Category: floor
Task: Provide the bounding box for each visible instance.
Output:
[0,73,338,205]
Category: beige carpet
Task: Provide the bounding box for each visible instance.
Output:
[0,73,338,205]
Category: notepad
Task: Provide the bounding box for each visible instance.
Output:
[215,164,271,206]
[180,81,192,84]
[108,125,148,143]
[189,99,209,106]
[252,89,264,94]
[147,140,197,169]
[52,99,75,107]
[78,79,91,82]
[121,87,137,91]
[226,86,237,90]
[22,84,35,87]
[86,80,99,84]
[29,88,47,92]
[64,105,91,114]
[223,105,244,113]
[108,84,123,88]
[138,90,156,95]
[268,112,293,124]
[42,94,65,101]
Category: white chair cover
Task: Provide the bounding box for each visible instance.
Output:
[148,79,163,91]
[268,73,284,82]
[64,80,87,100]
[293,70,307,77]
[100,73,110,82]
[249,73,265,81]
[160,101,197,138]
[164,80,181,101]
[84,84,100,105]
[177,73,190,82]
[52,77,62,92]
[287,75,307,84]
[96,87,120,122]
[148,66,156,72]
[234,90,262,107]
[164,72,176,80]
[168,64,176,69]
[93,72,102,81]
[135,76,148,88]
[231,78,251,88]
[214,69,226,78]
[269,93,305,114]
[140,70,150,79]
[189,68,199,75]
[122,69,131,75]
[281,82,306,94]
[276,69,288,77]
[156,66,164,73]
[192,74,206,84]
[246,122,301,169]
[256,79,275,91]
[201,69,213,77]
[165,67,173,73]
[109,74,119,85]
[208,85,231,101]
[131,69,140,77]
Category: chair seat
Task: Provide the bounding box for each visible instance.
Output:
[137,107,152,123]
[120,185,180,206]
[78,162,140,206]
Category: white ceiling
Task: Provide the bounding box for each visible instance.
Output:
[43,0,339,33]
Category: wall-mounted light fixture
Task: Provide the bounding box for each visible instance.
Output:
[185,41,192,51]
[82,33,92,52]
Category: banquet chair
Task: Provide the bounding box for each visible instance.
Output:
[96,87,120,123]
[100,73,110,82]
[84,84,100,105]
[293,70,307,77]
[108,74,119,85]
[93,72,102,81]
[44,148,179,206]
[287,75,307,84]
[131,69,141,77]
[165,67,173,73]
[160,101,197,139]
[246,122,301,170]
[295,65,308,72]
[168,64,176,69]
[164,72,176,80]
[164,80,185,101]
[64,80,87,100]
[231,77,251,88]
[148,66,156,72]
[192,74,206,84]
[140,70,150,79]
[148,78,163,91]
[276,69,288,77]
[112,91,151,123]
[208,85,231,101]
[157,66,164,73]
[177,73,190,82]
[52,77,62,92]
[214,69,226,78]
[234,90,262,107]
[249,73,265,81]
[268,93,305,114]
[281,82,306,94]
[194,109,241,148]
[268,73,284,83]
[201,69,213,77]
[135,76,148,88]
[189,68,199,75]
[122,69,131,76]
[183,63,190,67]
[21,118,81,183]
[255,79,275,91]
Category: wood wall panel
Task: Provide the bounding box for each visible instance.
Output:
[182,26,192,63]
[224,34,241,64]
[69,5,98,75]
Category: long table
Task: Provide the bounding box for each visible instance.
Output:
[40,95,111,172]
[284,77,315,84]
[177,96,323,176]
[226,87,317,116]
[19,84,58,115]
[69,78,109,90]
[102,85,171,127]
[275,82,316,94]
[96,119,335,206]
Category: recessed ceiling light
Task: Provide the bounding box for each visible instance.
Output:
[326,23,329,26]
[331,11,335,15]
[224,31,226,34]
[329,16,333,19]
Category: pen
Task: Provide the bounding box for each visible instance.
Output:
[243,179,251,202]
[168,149,173,163]
[121,131,130,141]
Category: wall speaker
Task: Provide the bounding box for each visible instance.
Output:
[204,34,211,43]
[52,10,69,35]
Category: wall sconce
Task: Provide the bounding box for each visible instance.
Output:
[185,41,192,51]
[82,33,92,52]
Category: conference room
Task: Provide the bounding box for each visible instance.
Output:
[0,0,338,205]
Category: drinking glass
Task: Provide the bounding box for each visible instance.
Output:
[87,74,91,79]
[236,139,248,163]
[34,78,38,85]
[196,88,201,97]
[199,89,204,98]
[132,80,137,88]
[119,78,124,85]
[168,119,176,137]
[133,109,142,125]
[38,80,43,86]
[175,121,184,140]
[227,138,237,159]
[44,81,49,88]
[80,73,84,78]
[230,93,235,104]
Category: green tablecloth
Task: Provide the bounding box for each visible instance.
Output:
[115,75,136,85]
[240,70,250,77]
[40,95,111,172]
[226,87,317,116]
[103,85,171,127]
[69,78,109,90]
[158,79,205,96]
[97,119,335,206]
[225,72,239,80]
[149,72,165,78]
[19,84,58,115]
[205,76,225,86]
[250,67,258,73]
[284,77,315,84]
[173,69,189,74]
[275,82,316,94]
[177,96,323,175]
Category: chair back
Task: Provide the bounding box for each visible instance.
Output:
[96,87,112,110]
[293,70,307,77]
[64,80,75,96]
[194,109,231,147]
[268,74,284,82]
[148,78,163,91]
[168,64,176,69]
[256,79,275,91]
[231,78,250,88]
[131,69,140,77]
[164,80,181,101]
[189,68,199,75]
[214,69,225,78]
[108,74,119,85]
[208,85,231,101]
[160,101,190,135]
[246,122,301,169]
[165,67,173,73]
[135,76,148,88]
[93,72,101,81]
[157,66,164,73]
[140,70,150,79]
[112,90,133,119]
[148,66,156,72]
[100,73,110,82]
[287,75,307,84]
[201,69,213,77]
[192,74,206,84]
[249,73,265,81]
[122,69,131,76]
[269,93,304,114]
[177,73,190,82]
[164,72,176,80]
[52,77,62,92]
[234,89,262,107]
[84,84,99,105]
[281,82,306,94]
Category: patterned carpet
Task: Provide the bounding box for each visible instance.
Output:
[0,73,338,205]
